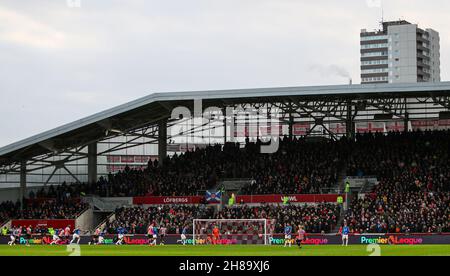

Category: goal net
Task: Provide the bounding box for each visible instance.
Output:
[192,219,272,245]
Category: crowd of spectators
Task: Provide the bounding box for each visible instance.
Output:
[19,130,450,198]
[29,182,89,201]
[69,136,342,197]
[216,204,340,233]
[345,191,449,233]
[346,131,450,190]
[107,203,340,234]
[19,198,89,219]
[344,130,450,233]
[0,201,20,224]
[0,197,89,222]
[239,137,342,195]
[106,205,215,234]
[95,130,450,197]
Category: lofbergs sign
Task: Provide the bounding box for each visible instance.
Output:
[133,196,203,205]
[163,197,188,203]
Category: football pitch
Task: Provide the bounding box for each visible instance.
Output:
[0,245,449,256]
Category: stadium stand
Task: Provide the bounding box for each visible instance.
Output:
[346,130,450,187]
[345,191,449,233]
[19,198,88,220]
[343,130,450,233]
[0,201,19,225]
[0,197,88,222]
[51,130,450,197]
[5,137,340,198]
[0,181,89,224]
[45,137,341,197]
[1,130,449,234]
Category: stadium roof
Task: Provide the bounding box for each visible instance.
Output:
[1,81,450,166]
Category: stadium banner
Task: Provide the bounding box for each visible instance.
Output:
[259,125,283,136]
[411,119,450,131]
[292,123,310,136]
[106,155,158,173]
[412,119,440,131]
[233,126,256,137]
[235,194,345,204]
[1,233,450,245]
[132,196,204,205]
[11,219,75,229]
[355,122,385,133]
[385,121,405,132]
[329,123,346,134]
[233,125,283,138]
[106,165,147,173]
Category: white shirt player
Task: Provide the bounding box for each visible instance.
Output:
[8,228,18,245]
[51,230,61,245]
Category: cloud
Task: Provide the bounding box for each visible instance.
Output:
[0,0,449,147]
[0,5,100,50]
[0,6,68,49]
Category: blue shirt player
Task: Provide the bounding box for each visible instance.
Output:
[150,225,158,245]
[179,226,188,245]
[115,227,126,245]
[341,223,350,246]
[284,224,293,247]
[70,228,81,244]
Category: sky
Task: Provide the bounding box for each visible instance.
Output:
[0,0,449,147]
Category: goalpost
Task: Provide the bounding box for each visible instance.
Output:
[192,219,271,245]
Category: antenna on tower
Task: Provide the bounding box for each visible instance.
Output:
[380,3,385,28]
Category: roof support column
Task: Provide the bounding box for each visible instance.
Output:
[346,100,355,140]
[158,119,168,167]
[88,142,98,184]
[404,112,409,133]
[288,113,294,139]
[222,107,227,145]
[404,97,409,133]
[19,160,26,210]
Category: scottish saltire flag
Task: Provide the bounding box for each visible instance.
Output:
[205,190,222,203]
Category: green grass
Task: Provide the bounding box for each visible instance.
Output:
[0,244,449,256]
